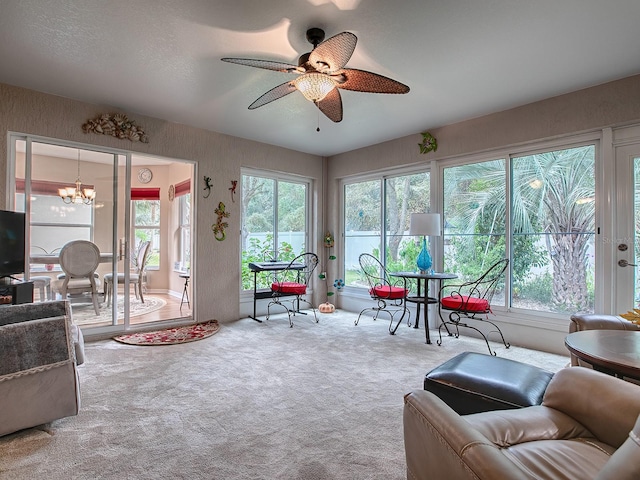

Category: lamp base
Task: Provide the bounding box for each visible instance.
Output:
[416,237,432,273]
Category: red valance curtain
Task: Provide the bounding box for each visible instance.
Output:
[16,178,95,195]
[175,179,190,197]
[131,188,160,200]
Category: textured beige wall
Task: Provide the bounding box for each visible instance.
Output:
[328,74,640,179]
[0,83,323,323]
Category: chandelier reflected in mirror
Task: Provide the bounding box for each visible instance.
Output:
[58,150,96,205]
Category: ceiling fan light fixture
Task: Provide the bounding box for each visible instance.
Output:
[293,73,337,102]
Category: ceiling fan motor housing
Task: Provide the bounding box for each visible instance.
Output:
[306,28,325,46]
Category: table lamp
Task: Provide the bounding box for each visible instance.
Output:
[409,213,441,273]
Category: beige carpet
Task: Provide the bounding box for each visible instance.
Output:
[0,310,569,480]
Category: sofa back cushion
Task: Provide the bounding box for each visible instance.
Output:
[0,300,67,326]
[543,367,640,449]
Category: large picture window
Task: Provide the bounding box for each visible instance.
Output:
[16,181,94,272]
[441,145,596,315]
[344,171,431,288]
[241,171,309,290]
[511,145,595,313]
[443,159,507,305]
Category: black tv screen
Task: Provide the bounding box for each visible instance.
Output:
[0,210,26,278]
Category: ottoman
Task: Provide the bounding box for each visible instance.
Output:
[424,351,554,415]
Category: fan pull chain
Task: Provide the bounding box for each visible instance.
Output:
[316,103,321,132]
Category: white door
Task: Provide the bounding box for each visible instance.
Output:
[614,140,640,311]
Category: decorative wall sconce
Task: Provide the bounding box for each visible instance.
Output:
[419,131,438,154]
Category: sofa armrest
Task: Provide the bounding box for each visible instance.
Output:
[403,391,531,480]
[70,323,85,365]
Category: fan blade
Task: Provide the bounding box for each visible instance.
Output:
[336,69,410,94]
[221,58,301,74]
[248,81,297,109]
[315,88,343,123]
[308,32,357,73]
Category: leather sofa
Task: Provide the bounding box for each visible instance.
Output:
[569,313,639,366]
[404,367,640,479]
[0,300,83,437]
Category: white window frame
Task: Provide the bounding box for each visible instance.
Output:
[133,199,161,270]
[178,193,191,271]
[240,168,312,294]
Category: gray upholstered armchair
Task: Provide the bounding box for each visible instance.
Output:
[0,301,83,437]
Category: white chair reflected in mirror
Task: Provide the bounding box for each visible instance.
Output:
[104,241,150,306]
[54,240,102,315]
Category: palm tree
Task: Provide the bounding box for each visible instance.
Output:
[515,148,595,311]
[444,146,595,312]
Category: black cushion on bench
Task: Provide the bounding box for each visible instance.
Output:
[424,351,555,415]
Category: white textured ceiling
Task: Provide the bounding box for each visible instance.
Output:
[1,0,640,157]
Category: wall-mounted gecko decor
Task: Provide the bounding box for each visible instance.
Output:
[229,180,237,202]
[203,176,212,198]
[212,202,230,241]
[82,113,149,143]
[418,131,437,154]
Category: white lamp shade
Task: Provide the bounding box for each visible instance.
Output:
[409,213,441,236]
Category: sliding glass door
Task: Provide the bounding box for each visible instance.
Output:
[11,134,196,331]
[13,138,124,327]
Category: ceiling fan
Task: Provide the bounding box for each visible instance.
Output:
[221,28,410,123]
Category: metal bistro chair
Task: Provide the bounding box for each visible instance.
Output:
[437,258,510,355]
[266,252,319,327]
[356,253,409,333]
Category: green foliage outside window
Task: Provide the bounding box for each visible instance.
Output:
[241,235,298,290]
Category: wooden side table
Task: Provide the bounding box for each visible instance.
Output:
[564,330,640,381]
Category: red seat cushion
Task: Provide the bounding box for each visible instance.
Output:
[271,282,306,295]
[370,285,408,300]
[441,295,489,312]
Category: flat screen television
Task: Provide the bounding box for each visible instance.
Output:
[0,210,26,279]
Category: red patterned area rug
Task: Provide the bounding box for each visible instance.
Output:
[113,320,220,346]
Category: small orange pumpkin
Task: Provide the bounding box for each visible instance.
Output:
[318,302,335,313]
